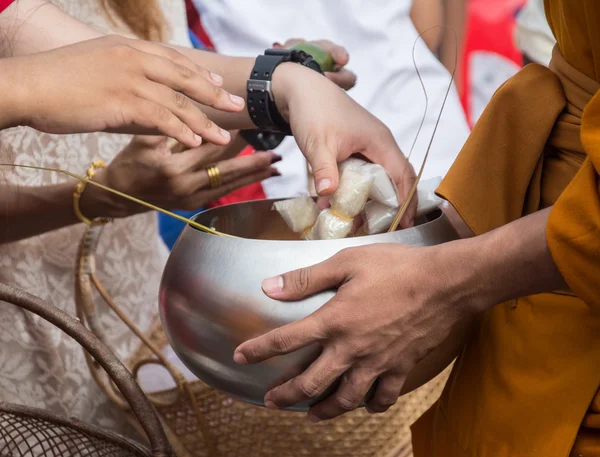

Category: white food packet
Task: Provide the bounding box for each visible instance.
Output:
[338,158,399,207]
[361,177,445,235]
[305,209,354,240]
[272,197,319,233]
[329,168,374,219]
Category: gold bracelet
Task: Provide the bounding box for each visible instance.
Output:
[73,160,113,226]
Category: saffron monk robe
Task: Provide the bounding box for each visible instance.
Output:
[232,1,600,456]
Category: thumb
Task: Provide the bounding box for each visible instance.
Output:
[307,150,340,196]
[261,256,345,301]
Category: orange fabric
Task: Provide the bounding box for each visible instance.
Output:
[411,1,600,456]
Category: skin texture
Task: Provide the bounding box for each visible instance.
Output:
[234,207,567,421]
[0,134,279,243]
[0,0,410,207]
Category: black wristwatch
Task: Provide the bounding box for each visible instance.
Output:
[239,130,286,151]
[245,48,324,135]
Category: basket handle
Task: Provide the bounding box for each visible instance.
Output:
[74,225,220,456]
[74,225,188,405]
[0,283,174,457]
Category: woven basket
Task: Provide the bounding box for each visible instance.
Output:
[0,283,174,457]
[76,225,450,457]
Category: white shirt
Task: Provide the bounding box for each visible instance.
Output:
[193,0,470,197]
[515,0,555,66]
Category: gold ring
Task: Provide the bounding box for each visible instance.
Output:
[206,165,222,189]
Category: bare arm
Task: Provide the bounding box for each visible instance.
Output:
[0,180,111,243]
[440,0,467,96]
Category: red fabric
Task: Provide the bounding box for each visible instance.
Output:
[184,0,215,50]
[461,0,526,126]
[207,146,267,208]
[0,0,14,14]
[184,0,267,207]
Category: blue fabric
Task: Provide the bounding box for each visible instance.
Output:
[158,209,203,250]
[158,28,207,250]
[188,29,204,49]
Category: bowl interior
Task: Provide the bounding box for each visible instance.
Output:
[192,199,440,240]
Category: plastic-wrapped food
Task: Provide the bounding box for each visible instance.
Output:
[305,209,354,240]
[272,197,319,234]
[338,159,399,207]
[360,177,444,235]
[329,168,374,219]
[274,159,442,240]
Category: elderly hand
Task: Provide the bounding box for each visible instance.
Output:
[233,241,483,421]
[274,38,356,90]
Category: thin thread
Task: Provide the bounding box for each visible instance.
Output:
[388,25,458,232]
[0,163,233,238]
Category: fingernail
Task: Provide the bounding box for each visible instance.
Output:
[194,134,202,145]
[308,414,321,423]
[270,155,283,164]
[220,129,231,141]
[229,94,245,107]
[265,400,278,410]
[271,170,282,177]
[210,72,223,85]
[233,351,248,365]
[316,179,332,194]
[262,276,283,294]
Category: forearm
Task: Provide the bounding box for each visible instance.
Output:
[440,0,466,95]
[0,0,102,57]
[458,207,567,314]
[0,177,128,243]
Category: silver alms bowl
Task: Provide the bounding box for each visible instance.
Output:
[159,199,468,411]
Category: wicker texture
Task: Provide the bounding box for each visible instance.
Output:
[0,403,151,457]
[149,367,449,457]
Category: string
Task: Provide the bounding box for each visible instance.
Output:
[0,163,235,238]
[388,25,458,232]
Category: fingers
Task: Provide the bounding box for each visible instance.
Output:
[312,39,350,66]
[136,81,231,146]
[127,38,225,87]
[308,368,378,421]
[234,313,326,365]
[264,347,349,409]
[325,69,357,91]
[365,372,405,414]
[180,165,278,210]
[260,253,347,301]
[218,130,248,160]
[368,130,418,226]
[304,142,340,196]
[142,53,244,113]
[172,150,279,193]
[119,97,202,148]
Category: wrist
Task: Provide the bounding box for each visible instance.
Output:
[433,237,495,318]
[0,58,29,129]
[452,208,566,313]
[271,62,318,123]
[77,169,131,219]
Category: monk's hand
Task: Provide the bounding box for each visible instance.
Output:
[234,242,484,421]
